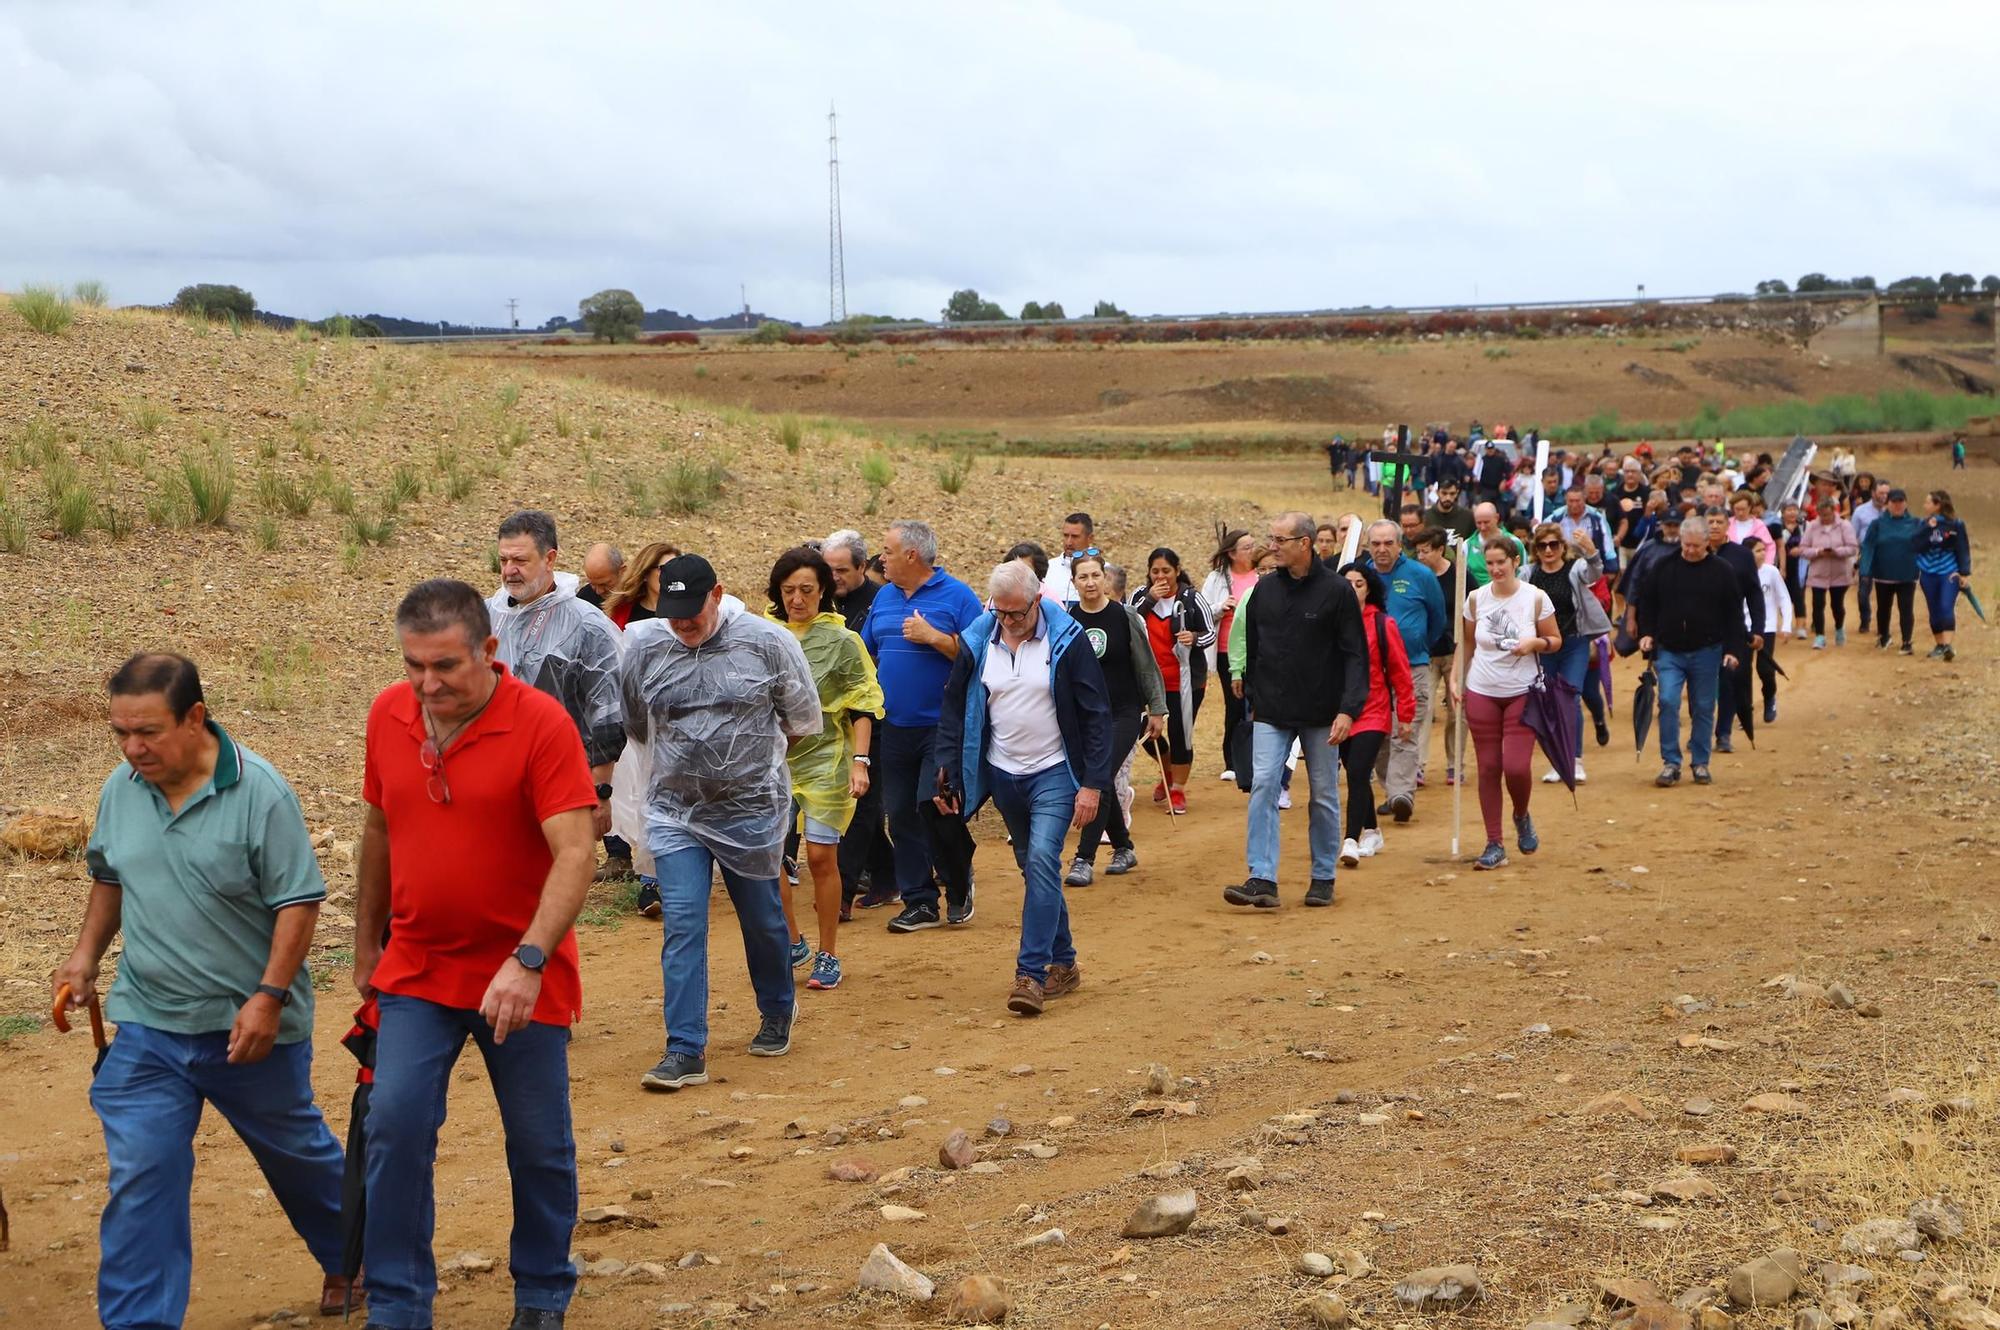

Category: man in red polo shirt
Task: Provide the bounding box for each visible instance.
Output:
[353,578,598,1330]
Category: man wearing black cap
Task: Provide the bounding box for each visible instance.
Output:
[618,554,824,1091]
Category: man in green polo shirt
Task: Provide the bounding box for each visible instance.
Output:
[1465,501,1525,588]
[52,652,355,1328]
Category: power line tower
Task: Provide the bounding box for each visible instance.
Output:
[506,297,518,330]
[827,102,847,325]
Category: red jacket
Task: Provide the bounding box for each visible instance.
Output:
[1354,604,1416,735]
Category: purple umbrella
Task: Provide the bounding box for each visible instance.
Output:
[1521,663,1582,798]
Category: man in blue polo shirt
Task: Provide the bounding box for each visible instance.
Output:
[53,652,351,1328]
[861,518,986,934]
[1364,520,1447,824]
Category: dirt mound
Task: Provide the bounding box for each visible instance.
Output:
[1623,361,1686,389]
[1170,373,1380,423]
[1892,353,1994,395]
[1690,357,1800,394]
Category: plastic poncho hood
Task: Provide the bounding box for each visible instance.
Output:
[486,571,626,767]
[618,609,822,880]
[772,611,884,835]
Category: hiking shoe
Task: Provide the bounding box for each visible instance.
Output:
[1169,789,1188,815]
[1043,962,1081,998]
[1927,644,1946,659]
[1876,636,1890,649]
[789,936,811,969]
[1899,641,1914,655]
[1105,846,1138,875]
[946,883,976,926]
[1812,634,1826,650]
[1152,781,1168,804]
[1358,828,1384,857]
[1445,766,1456,786]
[1217,768,1235,782]
[1222,877,1281,908]
[1007,975,1045,1016]
[1655,765,1682,787]
[838,901,853,923]
[507,1310,565,1330]
[1304,878,1335,907]
[1593,715,1610,747]
[1389,793,1414,823]
[1474,842,1508,871]
[806,951,842,990]
[1764,702,1777,723]
[640,1052,707,1091]
[594,856,633,883]
[1340,837,1361,867]
[1375,799,1395,816]
[636,880,662,918]
[1713,738,1734,754]
[747,1011,793,1057]
[887,903,941,933]
[1691,765,1712,785]
[1064,858,1094,888]
[1835,628,1846,646]
[1942,645,1956,662]
[1277,789,1292,810]
[1514,813,1539,854]
[783,855,799,886]
[857,886,902,910]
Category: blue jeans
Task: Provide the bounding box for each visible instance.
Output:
[987,762,1078,983]
[364,994,577,1328]
[1654,644,1721,770]
[654,842,794,1058]
[1550,634,1590,746]
[89,1022,344,1330]
[1246,721,1342,883]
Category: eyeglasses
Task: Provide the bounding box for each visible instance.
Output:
[1534,540,1563,550]
[1273,534,1311,545]
[994,605,1035,624]
[419,737,452,805]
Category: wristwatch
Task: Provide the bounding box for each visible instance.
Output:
[852,755,871,766]
[253,983,292,1007]
[594,782,614,801]
[513,943,547,972]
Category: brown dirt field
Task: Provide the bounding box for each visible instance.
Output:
[476,331,1986,448]
[2,310,1997,1328]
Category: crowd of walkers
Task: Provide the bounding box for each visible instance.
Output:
[47,428,1976,1328]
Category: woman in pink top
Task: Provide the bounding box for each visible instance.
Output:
[1201,528,1262,785]
[1796,500,1858,648]
[1726,491,1776,559]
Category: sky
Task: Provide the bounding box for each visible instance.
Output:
[4,0,1996,327]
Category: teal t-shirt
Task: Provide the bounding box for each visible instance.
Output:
[85,722,325,1043]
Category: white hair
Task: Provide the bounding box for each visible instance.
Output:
[987,559,1041,604]
[888,519,938,565]
[824,528,867,566]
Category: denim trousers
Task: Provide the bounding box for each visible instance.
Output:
[878,721,975,909]
[1246,721,1341,882]
[654,843,795,1058]
[90,1022,345,1330]
[363,994,577,1328]
[987,762,1079,983]
[1654,644,1721,769]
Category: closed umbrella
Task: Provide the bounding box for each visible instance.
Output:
[1730,655,1759,748]
[337,998,379,1320]
[1520,665,1581,797]
[1632,667,1658,759]
[52,984,109,1076]
[1965,587,1988,623]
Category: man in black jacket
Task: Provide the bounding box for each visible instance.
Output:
[825,529,896,913]
[1702,509,1765,755]
[1224,512,1369,908]
[1633,519,1748,788]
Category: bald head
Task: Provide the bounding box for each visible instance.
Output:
[1472,502,1501,535]
[582,542,623,599]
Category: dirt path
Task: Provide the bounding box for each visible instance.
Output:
[5,454,1995,1326]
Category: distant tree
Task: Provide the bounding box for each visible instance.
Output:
[1795,272,1833,293]
[1888,275,1940,320]
[1981,274,2000,294]
[173,283,256,320]
[1092,299,1129,319]
[1754,279,1790,296]
[1039,301,1065,320]
[747,320,790,345]
[541,314,570,332]
[1848,275,1877,291]
[1938,272,1976,299]
[579,288,644,343]
[943,288,1009,322]
[1020,301,1044,321]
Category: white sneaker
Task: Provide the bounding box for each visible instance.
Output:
[1358,828,1384,857]
[1277,789,1293,810]
[1340,837,1361,867]
[1218,769,1236,782]
[1542,769,1562,783]
[1574,761,1587,784]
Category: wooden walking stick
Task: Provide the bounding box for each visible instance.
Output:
[1149,735,1180,832]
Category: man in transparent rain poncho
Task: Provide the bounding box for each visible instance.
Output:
[619,554,823,1091]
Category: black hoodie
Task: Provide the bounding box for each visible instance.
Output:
[1241,559,1370,728]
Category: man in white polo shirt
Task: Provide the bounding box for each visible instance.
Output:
[932,561,1112,1016]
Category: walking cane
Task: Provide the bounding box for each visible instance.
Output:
[1148,736,1180,832]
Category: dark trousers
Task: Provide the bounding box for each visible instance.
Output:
[1810,585,1847,635]
[879,720,974,911]
[1715,661,1738,742]
[836,780,898,901]
[1756,637,1779,708]
[1341,729,1386,840]
[1217,656,1246,774]
[1856,575,1872,629]
[1074,708,1142,862]
[1874,581,1915,646]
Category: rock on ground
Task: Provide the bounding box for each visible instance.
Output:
[945,1274,1010,1324]
[1394,1264,1484,1308]
[1727,1250,1804,1307]
[939,1128,976,1170]
[1120,1190,1198,1238]
[0,808,89,858]
[858,1244,934,1301]
[1908,1195,1965,1240]
[1842,1218,1919,1256]
[1303,1292,1350,1327]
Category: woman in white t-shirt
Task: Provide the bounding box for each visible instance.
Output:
[1449,535,1560,871]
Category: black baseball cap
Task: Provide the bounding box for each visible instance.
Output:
[656,554,718,617]
[1886,487,1907,503]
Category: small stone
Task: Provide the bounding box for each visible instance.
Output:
[1842,1218,1920,1255]
[1616,1303,1694,1330]
[1251,950,1274,964]
[1651,1177,1723,1203]
[1896,1249,1926,1264]
[1339,1250,1372,1278]
[1635,1215,1682,1231]
[1225,1163,1264,1192]
[579,1205,627,1223]
[1798,1310,1836,1330]
[1017,1227,1065,1249]
[1826,1293,1866,1327]
[1615,1190,1655,1206]
[880,1204,927,1222]
[1898,1135,1932,1160]
[985,1117,1013,1138]
[1701,1308,1735,1330]
[1046,1115,1077,1130]
[451,1251,496,1272]
[1882,1087,1928,1107]
[1744,1093,1807,1116]
[624,1262,669,1283]
[1009,1064,1034,1077]
[1139,1160,1184,1179]
[1494,1091,1525,1103]
[967,1161,1002,1175]
[1120,1190,1198,1238]
[899,1094,929,1109]
[1299,1252,1336,1277]
[828,1159,878,1183]
[1684,1098,1716,1117]
[728,1146,753,1159]
[1394,1264,1484,1308]
[858,1243,934,1302]
[1579,1091,1655,1121]
[1357,1113,1391,1126]
[1145,1063,1173,1095]
[1908,1195,1965,1240]
[1932,1285,2000,1330]
[1933,1095,1976,1119]
[944,1273,1009,1323]
[1303,1292,1350,1327]
[1819,1264,1875,1290]
[1676,1143,1737,1165]
[939,1129,976,1170]
[1265,1215,1293,1235]
[1025,1144,1058,1160]
[676,1251,713,1269]
[584,1257,627,1277]
[1825,982,1857,1009]
[1727,1250,1804,1307]
[1599,1278,1667,1308]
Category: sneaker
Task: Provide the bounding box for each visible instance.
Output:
[887,903,941,933]
[783,855,799,886]
[1474,842,1508,871]
[1064,858,1094,888]
[747,1011,793,1057]
[1655,765,1682,787]
[1277,789,1293,810]
[1812,634,1825,650]
[640,1052,708,1091]
[1445,766,1456,786]
[946,883,976,926]
[1691,765,1712,785]
[1593,715,1610,747]
[806,951,842,990]
[1358,828,1384,857]
[1340,837,1362,867]
[1152,781,1168,804]
[1899,642,1914,655]
[789,936,811,968]
[1007,974,1045,1016]
[636,880,662,918]
[838,900,853,923]
[1764,701,1777,723]
[1942,645,1956,663]
[595,855,633,883]
[1835,628,1846,646]
[1713,738,1734,755]
[1304,878,1335,907]
[857,886,901,910]
[1514,813,1539,854]
[1218,768,1235,782]
[1169,789,1188,815]
[1574,761,1587,784]
[1375,799,1394,816]
[507,1309,565,1330]
[1927,645,1946,659]
[1105,846,1138,875]
[1042,961,1082,998]
[1876,637,1890,650]
[1542,769,1563,784]
[1389,793,1414,823]
[1794,627,1809,640]
[1222,877,1281,908]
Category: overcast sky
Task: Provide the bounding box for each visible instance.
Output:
[4,1,1995,327]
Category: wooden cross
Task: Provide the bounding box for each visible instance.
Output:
[1366,446,1427,521]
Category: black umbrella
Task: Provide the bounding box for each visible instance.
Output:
[338,998,379,1320]
[1632,667,1658,759]
[52,984,109,1075]
[1730,654,1758,749]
